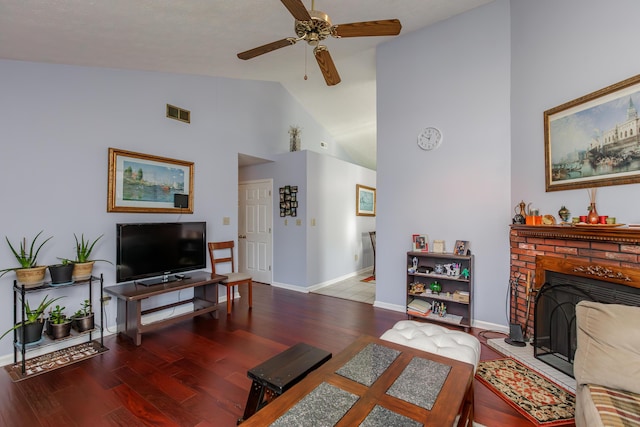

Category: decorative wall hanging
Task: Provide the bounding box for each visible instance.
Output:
[544,74,640,191]
[107,148,194,213]
[289,126,301,152]
[279,185,298,217]
[356,184,376,216]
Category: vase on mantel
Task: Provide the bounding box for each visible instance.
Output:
[587,203,599,224]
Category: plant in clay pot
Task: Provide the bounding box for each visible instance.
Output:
[0,294,64,344]
[0,231,53,288]
[47,304,72,339]
[72,299,94,333]
[72,234,111,281]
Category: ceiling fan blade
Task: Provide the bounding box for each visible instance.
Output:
[314,46,341,86]
[237,38,296,60]
[334,19,402,38]
[280,0,312,21]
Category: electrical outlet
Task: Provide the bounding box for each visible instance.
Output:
[311,218,316,226]
[284,219,288,226]
[355,254,359,261]
[223,216,230,225]
[296,219,302,226]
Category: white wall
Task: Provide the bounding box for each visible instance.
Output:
[510,0,640,223]
[376,0,512,326]
[0,60,337,356]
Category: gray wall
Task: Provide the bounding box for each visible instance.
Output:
[376,0,512,326]
[375,0,640,328]
[0,60,339,357]
[510,0,640,222]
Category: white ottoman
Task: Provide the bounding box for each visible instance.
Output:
[380,320,481,371]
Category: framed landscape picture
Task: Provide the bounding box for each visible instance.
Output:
[544,74,640,191]
[107,148,194,213]
[356,184,376,216]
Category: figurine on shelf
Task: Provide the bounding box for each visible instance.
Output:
[461,268,470,279]
[558,205,570,223]
[430,281,442,294]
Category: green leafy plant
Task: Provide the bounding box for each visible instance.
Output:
[48,304,68,325]
[0,294,64,340]
[74,299,92,317]
[74,234,111,264]
[0,231,53,277]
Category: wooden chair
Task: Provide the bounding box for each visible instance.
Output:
[208,241,252,315]
[369,231,376,277]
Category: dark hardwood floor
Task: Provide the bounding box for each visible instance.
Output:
[0,283,539,426]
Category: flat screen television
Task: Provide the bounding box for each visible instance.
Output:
[116,222,207,285]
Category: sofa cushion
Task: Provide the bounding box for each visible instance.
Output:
[588,385,640,427]
[574,301,640,394]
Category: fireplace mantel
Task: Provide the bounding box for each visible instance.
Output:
[511,224,640,244]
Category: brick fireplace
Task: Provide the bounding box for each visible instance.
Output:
[509,224,640,339]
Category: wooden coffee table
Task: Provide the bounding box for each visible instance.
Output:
[240,335,474,426]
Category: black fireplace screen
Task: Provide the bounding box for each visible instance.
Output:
[534,271,640,378]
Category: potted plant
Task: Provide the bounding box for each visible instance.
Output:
[46,304,72,339]
[0,231,53,288]
[72,234,111,281]
[72,299,94,332]
[48,258,75,285]
[0,294,64,344]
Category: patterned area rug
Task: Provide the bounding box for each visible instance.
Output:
[4,340,108,382]
[360,275,376,284]
[475,358,575,426]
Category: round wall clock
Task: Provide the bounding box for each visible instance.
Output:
[417,127,443,151]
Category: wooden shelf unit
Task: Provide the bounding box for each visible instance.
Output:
[406,251,473,331]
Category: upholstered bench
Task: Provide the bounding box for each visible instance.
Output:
[380,320,481,371]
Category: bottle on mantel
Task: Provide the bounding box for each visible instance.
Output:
[587,203,599,224]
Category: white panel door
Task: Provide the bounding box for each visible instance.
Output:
[238,180,272,284]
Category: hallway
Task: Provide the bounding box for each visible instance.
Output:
[311,270,375,304]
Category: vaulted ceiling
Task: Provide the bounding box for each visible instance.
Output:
[0,0,493,169]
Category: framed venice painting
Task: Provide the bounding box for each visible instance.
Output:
[544,74,640,191]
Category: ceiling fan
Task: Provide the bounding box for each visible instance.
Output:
[237,0,402,86]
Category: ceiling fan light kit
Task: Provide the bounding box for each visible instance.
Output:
[237,0,402,86]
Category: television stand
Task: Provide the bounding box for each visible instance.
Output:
[104,271,227,345]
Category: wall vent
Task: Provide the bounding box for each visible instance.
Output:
[166,104,190,123]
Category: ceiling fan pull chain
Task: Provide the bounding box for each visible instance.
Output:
[304,46,308,80]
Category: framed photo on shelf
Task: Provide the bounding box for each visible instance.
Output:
[454,240,469,255]
[412,234,429,252]
[107,148,194,213]
[544,74,640,192]
[432,240,445,254]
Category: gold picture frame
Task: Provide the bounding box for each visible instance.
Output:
[356,184,376,216]
[544,74,640,191]
[107,148,194,213]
